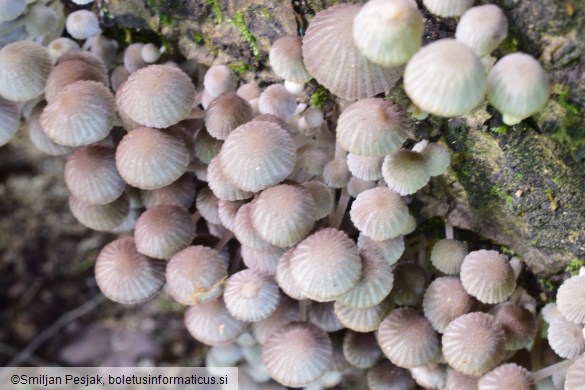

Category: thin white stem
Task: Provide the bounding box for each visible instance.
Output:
[532,356,579,381]
[331,187,350,229]
[445,221,454,239]
[214,231,234,252]
[299,300,308,322]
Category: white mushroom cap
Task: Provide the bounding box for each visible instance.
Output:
[353,0,424,66]
[404,39,486,117]
[456,4,508,57]
[487,53,549,125]
[0,0,26,23]
[66,10,100,40]
[423,0,474,17]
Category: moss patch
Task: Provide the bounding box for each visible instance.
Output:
[229,11,260,58]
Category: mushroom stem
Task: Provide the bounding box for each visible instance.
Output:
[214,231,233,252]
[532,356,579,382]
[192,211,201,225]
[334,140,347,160]
[299,299,308,322]
[330,187,350,229]
[186,107,206,120]
[530,313,544,371]
[445,221,454,239]
[229,246,242,274]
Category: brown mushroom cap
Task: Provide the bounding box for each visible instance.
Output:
[116,64,196,128]
[460,250,516,304]
[95,237,165,304]
[205,92,253,140]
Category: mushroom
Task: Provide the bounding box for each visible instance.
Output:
[66,10,100,40]
[223,269,280,322]
[185,298,247,346]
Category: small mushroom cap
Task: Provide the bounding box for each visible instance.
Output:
[547,314,585,359]
[141,173,196,209]
[303,107,324,128]
[367,360,413,390]
[47,37,80,62]
[565,356,585,390]
[95,237,165,304]
[194,129,222,164]
[357,234,405,266]
[445,369,480,390]
[430,239,467,275]
[269,36,312,84]
[204,65,238,97]
[166,245,227,305]
[122,43,147,74]
[302,181,334,220]
[240,244,285,277]
[460,250,516,304]
[253,295,299,345]
[0,41,52,102]
[116,64,196,128]
[27,103,74,156]
[422,276,476,333]
[353,0,424,66]
[404,39,486,117]
[207,155,254,201]
[65,144,125,205]
[134,205,196,260]
[390,262,429,307]
[289,228,362,302]
[487,53,549,125]
[343,331,382,369]
[334,298,393,332]
[557,275,585,324]
[115,127,189,190]
[233,202,272,249]
[110,65,130,92]
[347,153,383,181]
[0,97,19,146]
[251,184,317,248]
[141,43,161,63]
[262,322,332,388]
[489,302,536,351]
[24,5,59,37]
[478,363,536,390]
[217,199,244,231]
[323,158,351,188]
[302,4,403,100]
[237,82,261,101]
[66,10,100,40]
[185,298,247,346]
[411,363,448,389]
[218,120,296,192]
[378,308,440,368]
[382,150,431,195]
[223,269,280,322]
[350,187,410,241]
[422,0,474,17]
[69,193,129,232]
[276,247,308,300]
[0,0,26,22]
[45,59,109,103]
[258,84,297,122]
[308,302,344,332]
[40,80,115,147]
[196,186,221,225]
[337,98,411,157]
[205,92,253,140]
[456,5,508,57]
[57,51,108,76]
[413,141,452,177]
[338,250,394,309]
[442,312,506,376]
[347,177,377,198]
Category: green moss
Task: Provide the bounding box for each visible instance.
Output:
[192,32,205,44]
[310,85,330,109]
[490,186,515,210]
[491,125,509,136]
[538,277,555,294]
[565,258,585,275]
[204,0,224,23]
[229,11,260,58]
[228,62,249,75]
[258,7,271,20]
[554,84,580,115]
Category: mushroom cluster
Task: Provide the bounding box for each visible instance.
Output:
[1,0,578,389]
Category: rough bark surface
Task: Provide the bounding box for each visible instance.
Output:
[101,0,585,274]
